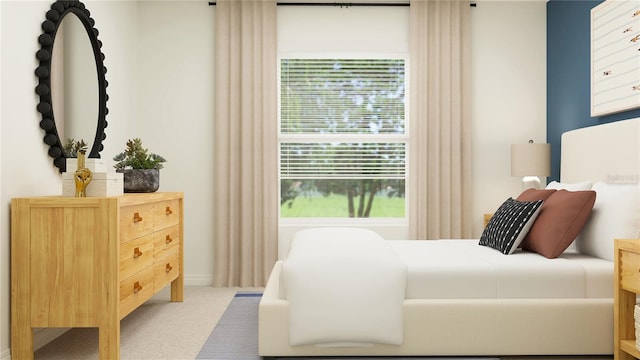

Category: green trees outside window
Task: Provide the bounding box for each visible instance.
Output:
[279,59,407,218]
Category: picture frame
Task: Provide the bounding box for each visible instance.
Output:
[591,0,640,117]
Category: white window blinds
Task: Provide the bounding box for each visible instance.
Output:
[280,142,406,179]
[279,58,407,180]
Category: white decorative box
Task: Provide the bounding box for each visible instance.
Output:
[66,158,108,173]
[62,172,124,197]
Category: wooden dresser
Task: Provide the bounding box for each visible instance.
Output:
[11,192,184,360]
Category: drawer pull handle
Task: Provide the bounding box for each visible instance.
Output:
[165,263,173,273]
[133,281,142,293]
[165,235,173,244]
[133,212,143,223]
[165,207,173,215]
[133,247,143,258]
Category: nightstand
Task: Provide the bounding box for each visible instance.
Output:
[483,213,493,228]
[614,239,640,360]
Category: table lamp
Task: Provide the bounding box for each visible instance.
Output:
[511,140,551,190]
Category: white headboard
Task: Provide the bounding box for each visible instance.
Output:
[561,118,640,184]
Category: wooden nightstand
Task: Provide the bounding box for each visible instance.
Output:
[614,239,640,360]
[483,213,493,228]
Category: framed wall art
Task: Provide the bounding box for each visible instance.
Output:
[591,0,640,117]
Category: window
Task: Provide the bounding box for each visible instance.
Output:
[279,58,407,219]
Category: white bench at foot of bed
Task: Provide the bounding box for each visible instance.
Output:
[258,261,613,357]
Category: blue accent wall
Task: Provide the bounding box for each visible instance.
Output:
[547,0,640,182]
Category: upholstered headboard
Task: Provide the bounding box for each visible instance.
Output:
[559,118,640,259]
[561,118,640,184]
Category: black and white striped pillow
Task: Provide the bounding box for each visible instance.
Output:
[479,198,543,255]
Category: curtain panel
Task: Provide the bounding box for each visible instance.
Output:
[409,0,473,240]
[213,0,278,287]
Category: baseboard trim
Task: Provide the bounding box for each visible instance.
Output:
[2,328,71,360]
[184,274,213,286]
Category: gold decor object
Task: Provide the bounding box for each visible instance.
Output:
[74,150,93,197]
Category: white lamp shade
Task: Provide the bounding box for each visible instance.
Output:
[511,143,551,177]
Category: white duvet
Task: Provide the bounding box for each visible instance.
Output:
[389,239,613,299]
[281,227,407,347]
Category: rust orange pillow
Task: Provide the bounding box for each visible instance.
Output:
[520,189,596,258]
[516,189,557,249]
[516,188,556,202]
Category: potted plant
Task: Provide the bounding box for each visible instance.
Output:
[63,138,89,158]
[113,138,166,193]
[63,138,89,172]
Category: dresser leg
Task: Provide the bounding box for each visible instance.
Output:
[11,324,34,360]
[99,323,120,360]
[170,275,184,302]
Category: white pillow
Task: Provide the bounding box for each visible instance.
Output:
[546,180,592,191]
[575,182,640,261]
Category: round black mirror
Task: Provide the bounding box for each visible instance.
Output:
[35,0,108,172]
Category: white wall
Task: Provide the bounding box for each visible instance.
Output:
[1,2,64,356]
[470,1,547,237]
[85,0,140,155]
[0,0,545,358]
[278,6,409,54]
[0,1,139,357]
[136,0,216,285]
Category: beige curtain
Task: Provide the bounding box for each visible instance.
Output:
[409,0,472,240]
[213,0,278,287]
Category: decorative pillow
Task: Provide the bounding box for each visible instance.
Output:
[516,188,557,202]
[575,182,640,261]
[479,198,543,255]
[546,180,592,191]
[520,190,596,258]
[514,188,557,249]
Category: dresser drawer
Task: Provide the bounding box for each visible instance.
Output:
[120,203,154,242]
[153,199,180,231]
[153,225,180,259]
[120,234,154,280]
[119,266,154,319]
[154,250,180,293]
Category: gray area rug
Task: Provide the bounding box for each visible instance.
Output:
[196,292,499,360]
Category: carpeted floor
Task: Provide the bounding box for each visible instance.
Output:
[196,293,499,360]
[34,286,248,360]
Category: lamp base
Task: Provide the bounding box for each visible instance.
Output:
[522,176,543,190]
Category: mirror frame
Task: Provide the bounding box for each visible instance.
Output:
[35,0,108,173]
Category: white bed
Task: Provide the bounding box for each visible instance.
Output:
[259,118,640,357]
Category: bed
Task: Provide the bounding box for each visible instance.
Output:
[258,118,640,357]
